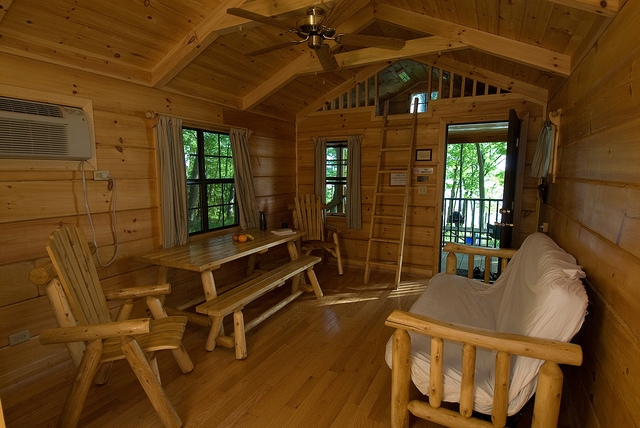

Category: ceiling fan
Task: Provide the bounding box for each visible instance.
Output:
[227,6,406,71]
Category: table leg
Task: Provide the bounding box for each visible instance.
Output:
[157,265,169,284]
[201,271,218,300]
[287,241,301,292]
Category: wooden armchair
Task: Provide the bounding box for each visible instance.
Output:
[292,194,343,275]
[40,227,194,428]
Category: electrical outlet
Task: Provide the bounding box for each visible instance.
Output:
[94,170,110,181]
[9,329,30,346]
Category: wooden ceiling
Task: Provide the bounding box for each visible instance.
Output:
[0,0,624,121]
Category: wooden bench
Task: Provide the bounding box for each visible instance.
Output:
[196,255,323,359]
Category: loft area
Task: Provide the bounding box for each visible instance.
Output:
[318,59,511,116]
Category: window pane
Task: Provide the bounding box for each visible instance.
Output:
[222,183,235,206]
[208,205,223,229]
[207,183,222,206]
[221,157,234,179]
[220,134,231,157]
[223,204,236,226]
[205,156,220,179]
[188,208,202,233]
[183,129,199,179]
[186,184,200,209]
[203,132,219,156]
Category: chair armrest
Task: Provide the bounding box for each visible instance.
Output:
[443,243,518,259]
[326,224,341,234]
[385,310,582,366]
[39,319,151,344]
[103,283,171,301]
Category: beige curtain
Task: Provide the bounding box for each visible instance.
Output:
[155,115,188,248]
[314,136,327,202]
[530,121,554,178]
[346,135,362,229]
[230,128,260,229]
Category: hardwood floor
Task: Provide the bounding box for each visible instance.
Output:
[0,265,564,427]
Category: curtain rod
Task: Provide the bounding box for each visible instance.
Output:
[145,110,250,134]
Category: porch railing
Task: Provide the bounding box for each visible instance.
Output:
[441,197,503,249]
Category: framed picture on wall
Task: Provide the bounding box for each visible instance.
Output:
[415,149,432,161]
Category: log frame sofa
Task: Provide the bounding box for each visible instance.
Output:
[385,233,588,428]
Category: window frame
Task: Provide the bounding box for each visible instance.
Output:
[183,126,238,235]
[325,140,348,216]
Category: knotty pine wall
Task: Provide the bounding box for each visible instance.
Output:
[542,1,640,425]
[0,52,295,390]
[297,94,543,277]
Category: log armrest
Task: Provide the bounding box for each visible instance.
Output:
[326,224,341,234]
[385,310,582,365]
[39,319,152,344]
[103,283,171,301]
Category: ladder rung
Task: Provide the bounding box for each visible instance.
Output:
[375,192,406,197]
[373,214,405,220]
[370,238,402,244]
[381,147,412,152]
[383,125,414,131]
[378,168,410,174]
[366,260,399,268]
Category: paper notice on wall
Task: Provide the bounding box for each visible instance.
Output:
[390,173,407,186]
[414,167,434,174]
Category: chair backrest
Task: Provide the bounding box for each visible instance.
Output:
[294,194,325,241]
[46,227,112,326]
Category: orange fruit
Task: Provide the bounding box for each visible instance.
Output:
[238,234,248,243]
[232,234,239,241]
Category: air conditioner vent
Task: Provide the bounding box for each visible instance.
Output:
[0,96,91,160]
[0,96,64,118]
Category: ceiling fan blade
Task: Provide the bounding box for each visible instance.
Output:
[247,40,307,56]
[315,44,339,71]
[227,8,295,32]
[336,34,406,50]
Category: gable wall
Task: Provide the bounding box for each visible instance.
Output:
[297,92,544,277]
[0,52,296,389]
[543,1,640,425]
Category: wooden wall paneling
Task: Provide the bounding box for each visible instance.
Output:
[0,296,57,348]
[546,210,640,427]
[0,53,225,121]
[0,338,69,391]
[0,262,39,307]
[0,179,156,223]
[0,208,158,266]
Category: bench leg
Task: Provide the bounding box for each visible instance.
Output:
[206,316,224,352]
[233,309,248,359]
[306,267,323,299]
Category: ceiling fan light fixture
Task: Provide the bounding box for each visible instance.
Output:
[308,34,324,50]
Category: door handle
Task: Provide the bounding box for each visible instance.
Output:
[499,208,511,214]
[494,222,514,227]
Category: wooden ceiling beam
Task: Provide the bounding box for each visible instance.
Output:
[334,36,466,69]
[151,0,335,88]
[0,0,14,24]
[242,4,376,111]
[374,4,571,77]
[544,0,624,17]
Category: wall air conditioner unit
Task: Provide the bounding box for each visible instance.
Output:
[0,96,92,160]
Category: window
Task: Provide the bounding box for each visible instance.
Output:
[326,141,347,214]
[183,127,238,234]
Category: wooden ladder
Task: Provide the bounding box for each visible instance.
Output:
[364,101,418,286]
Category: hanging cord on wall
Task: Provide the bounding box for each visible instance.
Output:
[81,161,119,266]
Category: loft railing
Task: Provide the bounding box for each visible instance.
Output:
[442,197,503,249]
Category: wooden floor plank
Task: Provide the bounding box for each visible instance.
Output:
[0,264,557,427]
